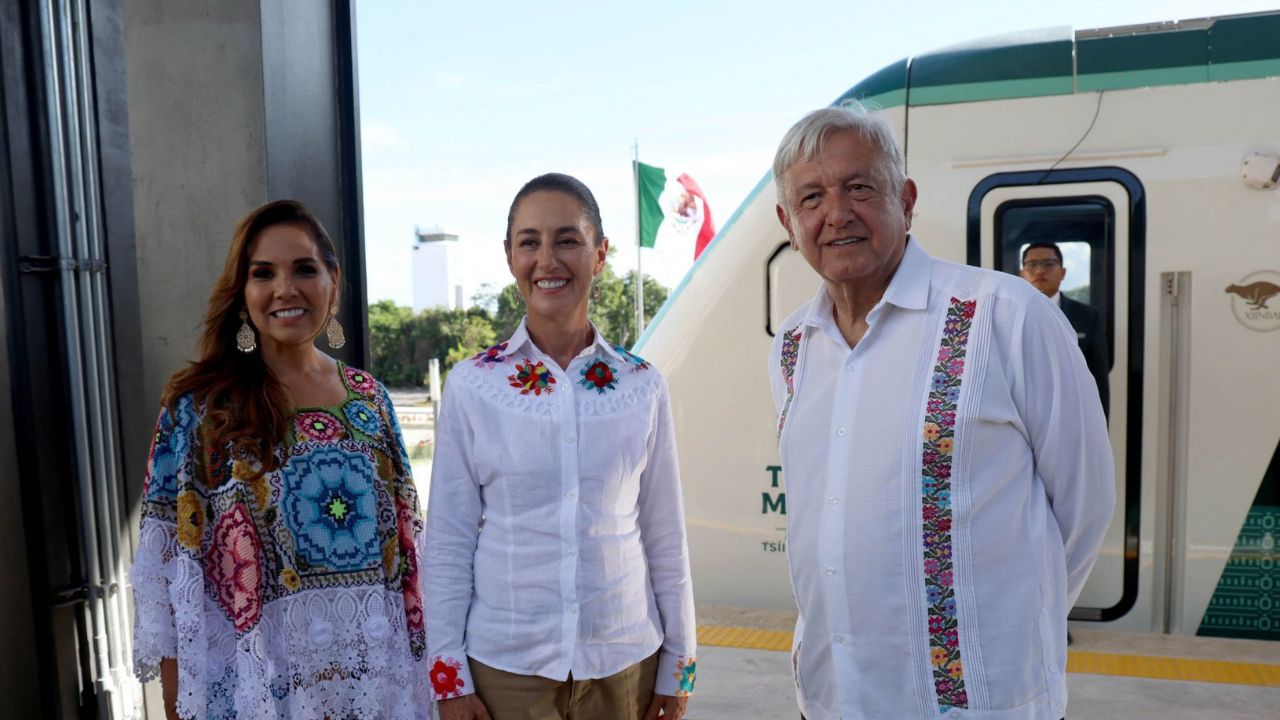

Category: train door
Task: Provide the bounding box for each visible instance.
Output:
[967,168,1148,628]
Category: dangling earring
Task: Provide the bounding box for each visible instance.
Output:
[591,276,601,304]
[236,310,257,353]
[326,306,346,349]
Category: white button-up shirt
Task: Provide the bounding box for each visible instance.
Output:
[769,238,1113,720]
[425,320,696,701]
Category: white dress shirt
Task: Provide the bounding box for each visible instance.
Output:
[425,319,697,701]
[769,238,1113,720]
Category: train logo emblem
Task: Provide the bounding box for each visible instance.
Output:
[1225,270,1280,332]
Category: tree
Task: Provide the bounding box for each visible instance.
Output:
[369,303,497,388]
[470,283,499,315]
[492,283,525,341]
[437,309,496,376]
[367,299,416,386]
[590,265,667,348]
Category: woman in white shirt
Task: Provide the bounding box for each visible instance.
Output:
[425,173,697,720]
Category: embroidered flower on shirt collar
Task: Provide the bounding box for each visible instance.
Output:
[580,360,619,394]
[611,344,650,372]
[472,341,510,368]
[509,359,556,395]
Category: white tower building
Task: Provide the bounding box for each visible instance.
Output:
[412,226,466,311]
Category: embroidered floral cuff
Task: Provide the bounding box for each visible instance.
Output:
[655,653,696,697]
[428,653,474,701]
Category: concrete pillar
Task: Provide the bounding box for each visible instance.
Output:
[124,0,365,417]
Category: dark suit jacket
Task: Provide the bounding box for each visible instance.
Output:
[1059,295,1110,418]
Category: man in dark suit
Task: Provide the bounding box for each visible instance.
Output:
[1021,241,1110,418]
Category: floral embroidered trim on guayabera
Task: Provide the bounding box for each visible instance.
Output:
[921,297,976,711]
[777,327,802,436]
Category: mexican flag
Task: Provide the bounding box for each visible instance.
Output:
[635,161,716,260]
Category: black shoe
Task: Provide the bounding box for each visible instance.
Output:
[1067,631,1074,646]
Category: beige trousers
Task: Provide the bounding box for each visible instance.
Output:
[470,653,659,720]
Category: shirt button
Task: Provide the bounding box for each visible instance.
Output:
[825,566,837,576]
[564,434,575,444]
[847,362,857,372]
[567,604,578,614]
[567,548,577,557]
[836,427,847,437]
[566,491,577,501]
[834,635,845,644]
[828,496,839,505]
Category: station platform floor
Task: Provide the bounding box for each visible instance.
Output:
[690,605,1280,719]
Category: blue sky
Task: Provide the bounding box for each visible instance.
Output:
[356,0,1277,306]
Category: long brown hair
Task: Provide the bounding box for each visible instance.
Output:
[162,200,341,473]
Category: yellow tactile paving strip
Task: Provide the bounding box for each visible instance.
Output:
[698,625,1280,688]
[700,625,794,652]
[1065,651,1280,687]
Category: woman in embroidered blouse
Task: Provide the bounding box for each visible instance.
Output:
[130,200,431,720]
[425,174,696,720]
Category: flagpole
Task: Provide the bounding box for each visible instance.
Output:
[633,140,644,344]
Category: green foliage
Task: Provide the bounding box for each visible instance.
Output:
[367,303,496,387]
[369,263,669,387]
[367,300,418,386]
[589,266,667,348]
[492,283,525,341]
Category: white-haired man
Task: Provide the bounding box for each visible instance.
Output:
[768,103,1114,720]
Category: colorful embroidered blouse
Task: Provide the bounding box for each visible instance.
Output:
[129,364,432,720]
[424,320,696,701]
[768,238,1113,720]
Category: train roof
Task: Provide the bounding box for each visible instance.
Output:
[844,11,1280,108]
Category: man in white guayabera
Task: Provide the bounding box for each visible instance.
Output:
[768,102,1114,720]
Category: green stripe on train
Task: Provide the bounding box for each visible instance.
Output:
[1199,441,1280,641]
[834,14,1280,109]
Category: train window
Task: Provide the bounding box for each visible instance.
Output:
[994,198,1114,358]
[765,242,822,336]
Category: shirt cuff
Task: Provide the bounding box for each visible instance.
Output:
[654,652,697,697]
[428,653,475,700]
